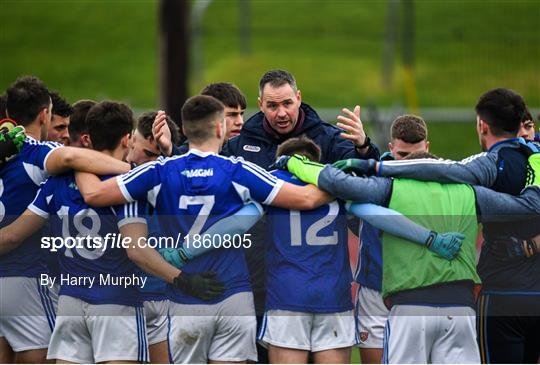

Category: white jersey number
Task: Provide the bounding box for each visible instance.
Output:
[290,201,340,246]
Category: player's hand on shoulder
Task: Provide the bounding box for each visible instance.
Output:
[332,158,377,176]
[269,155,292,170]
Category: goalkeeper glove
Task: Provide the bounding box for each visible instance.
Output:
[159,247,191,268]
[0,126,25,167]
[424,231,464,260]
[332,158,377,176]
[173,271,225,300]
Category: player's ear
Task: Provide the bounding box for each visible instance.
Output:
[257,96,263,111]
[215,118,225,140]
[37,107,48,126]
[388,142,394,153]
[81,134,92,149]
[478,119,489,135]
[121,133,130,148]
[296,90,302,103]
[425,141,430,151]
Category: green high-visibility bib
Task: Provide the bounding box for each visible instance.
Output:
[382,179,481,298]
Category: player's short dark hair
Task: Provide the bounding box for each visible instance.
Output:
[50,91,73,118]
[86,101,133,151]
[181,95,224,144]
[201,83,247,109]
[475,88,525,137]
[522,108,533,123]
[137,111,181,146]
[403,151,439,160]
[5,76,50,126]
[69,100,96,143]
[391,115,428,143]
[276,136,321,162]
[259,69,297,95]
[0,93,7,119]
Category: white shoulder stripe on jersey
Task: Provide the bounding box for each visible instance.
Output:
[242,163,276,186]
[381,152,487,167]
[242,159,278,180]
[121,161,159,185]
[28,203,49,219]
[263,179,284,205]
[117,175,135,203]
[117,217,147,228]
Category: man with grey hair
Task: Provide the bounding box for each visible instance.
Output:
[221,69,380,362]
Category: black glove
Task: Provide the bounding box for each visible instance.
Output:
[173,271,225,301]
[490,236,538,262]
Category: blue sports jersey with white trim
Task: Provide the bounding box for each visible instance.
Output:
[29,173,144,306]
[117,149,283,305]
[137,206,168,301]
[264,170,353,313]
[355,222,383,291]
[0,137,61,277]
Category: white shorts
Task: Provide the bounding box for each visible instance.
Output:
[355,286,389,349]
[382,305,480,364]
[0,276,57,352]
[258,309,356,352]
[47,295,149,363]
[144,299,169,345]
[168,291,257,363]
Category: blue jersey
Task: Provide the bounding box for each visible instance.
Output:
[355,223,383,291]
[0,137,61,277]
[29,173,144,307]
[137,206,168,301]
[117,149,283,305]
[264,170,353,313]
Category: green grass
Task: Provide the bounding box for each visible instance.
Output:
[0,0,537,159]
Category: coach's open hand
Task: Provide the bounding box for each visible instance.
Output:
[336,105,367,148]
[332,158,377,176]
[426,232,464,260]
[173,271,225,300]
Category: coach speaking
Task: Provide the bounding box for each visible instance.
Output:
[221,69,380,361]
[223,69,380,169]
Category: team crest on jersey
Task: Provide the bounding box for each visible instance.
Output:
[243,144,261,152]
[360,331,369,342]
[181,168,214,178]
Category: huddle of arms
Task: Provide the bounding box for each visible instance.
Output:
[274,154,540,261]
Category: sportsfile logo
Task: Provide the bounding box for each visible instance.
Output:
[181,168,214,178]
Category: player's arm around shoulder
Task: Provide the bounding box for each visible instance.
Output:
[75,171,126,207]
[45,146,130,176]
[120,221,181,284]
[270,182,332,210]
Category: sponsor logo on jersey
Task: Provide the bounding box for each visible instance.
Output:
[181,168,214,178]
[243,144,261,152]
